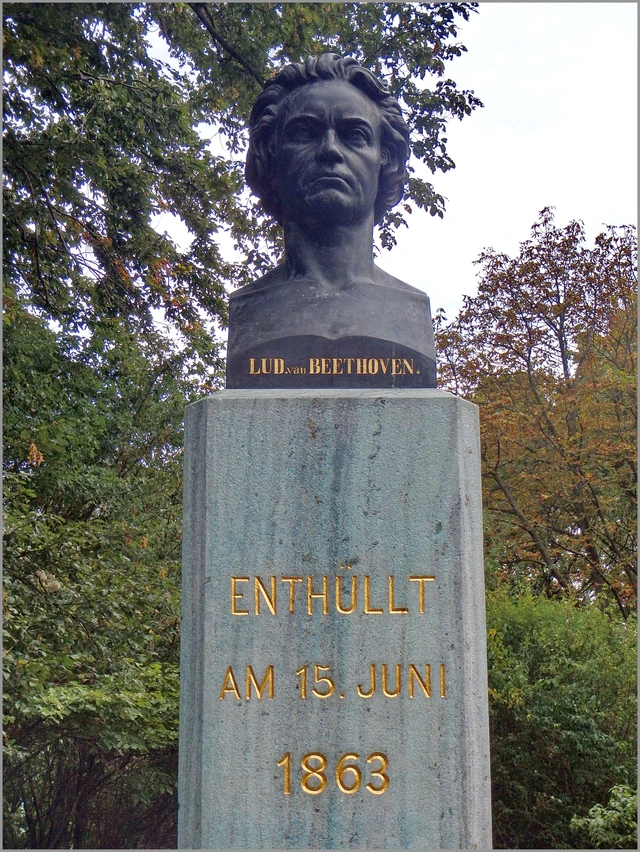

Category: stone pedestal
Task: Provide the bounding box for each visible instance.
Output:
[179,389,492,849]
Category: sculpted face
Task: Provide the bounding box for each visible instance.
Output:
[274,80,385,227]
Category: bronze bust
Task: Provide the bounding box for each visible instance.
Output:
[226,53,436,388]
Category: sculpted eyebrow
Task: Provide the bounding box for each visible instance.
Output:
[283,115,374,134]
[336,118,374,135]
[284,114,324,130]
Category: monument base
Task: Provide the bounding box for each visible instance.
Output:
[179,389,492,849]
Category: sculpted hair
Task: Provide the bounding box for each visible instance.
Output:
[246,53,410,225]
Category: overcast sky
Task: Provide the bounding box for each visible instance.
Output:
[377,2,638,320]
[151,2,638,325]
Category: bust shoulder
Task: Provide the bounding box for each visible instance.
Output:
[372,265,425,295]
[230,263,423,301]
[230,264,287,300]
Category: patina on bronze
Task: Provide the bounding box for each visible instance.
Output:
[226,53,436,389]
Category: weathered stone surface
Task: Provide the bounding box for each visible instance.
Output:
[179,389,491,849]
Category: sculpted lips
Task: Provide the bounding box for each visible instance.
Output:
[310,174,351,189]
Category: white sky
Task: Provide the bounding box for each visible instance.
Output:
[378,1,638,320]
[152,2,638,325]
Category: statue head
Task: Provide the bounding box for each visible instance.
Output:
[246,53,410,226]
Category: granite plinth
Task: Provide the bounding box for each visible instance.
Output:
[179,389,492,849]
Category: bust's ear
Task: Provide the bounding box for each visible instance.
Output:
[379,144,399,173]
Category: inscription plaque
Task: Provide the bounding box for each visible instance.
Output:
[226,337,436,389]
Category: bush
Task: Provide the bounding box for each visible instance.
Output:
[571,785,638,849]
[486,589,637,848]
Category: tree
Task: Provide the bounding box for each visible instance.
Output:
[3,2,482,348]
[2,303,193,848]
[486,590,637,849]
[436,209,637,617]
[3,4,484,847]
[437,211,638,846]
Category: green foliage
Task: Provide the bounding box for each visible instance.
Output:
[3,2,482,346]
[3,297,192,847]
[571,785,638,849]
[486,589,637,849]
[3,4,483,847]
[3,2,231,351]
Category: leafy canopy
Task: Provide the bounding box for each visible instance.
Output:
[3,4,482,847]
[571,785,638,850]
[3,301,187,848]
[3,1,482,355]
[436,209,637,617]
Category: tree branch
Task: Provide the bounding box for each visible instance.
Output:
[485,457,569,590]
[189,4,265,88]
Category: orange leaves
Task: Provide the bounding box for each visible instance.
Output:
[111,257,132,289]
[437,211,637,615]
[27,443,44,467]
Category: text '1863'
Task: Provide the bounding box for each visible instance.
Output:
[277,752,390,795]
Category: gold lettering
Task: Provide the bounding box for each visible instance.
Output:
[344,358,355,374]
[219,665,241,700]
[321,358,331,375]
[366,753,390,795]
[301,753,328,794]
[367,358,379,374]
[312,665,335,698]
[440,663,446,698]
[388,575,409,614]
[295,665,307,698]
[409,575,435,613]
[254,576,276,615]
[332,357,343,375]
[402,358,414,374]
[309,358,321,374]
[336,575,357,614]
[307,575,328,615]
[335,753,362,794]
[356,358,367,374]
[231,577,249,616]
[277,753,291,794]
[382,663,401,697]
[364,575,384,614]
[281,576,302,613]
[391,358,403,375]
[274,358,285,374]
[249,358,260,375]
[261,357,272,374]
[409,664,431,698]
[246,664,274,700]
[356,664,376,698]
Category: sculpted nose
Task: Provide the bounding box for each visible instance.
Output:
[317,129,343,163]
